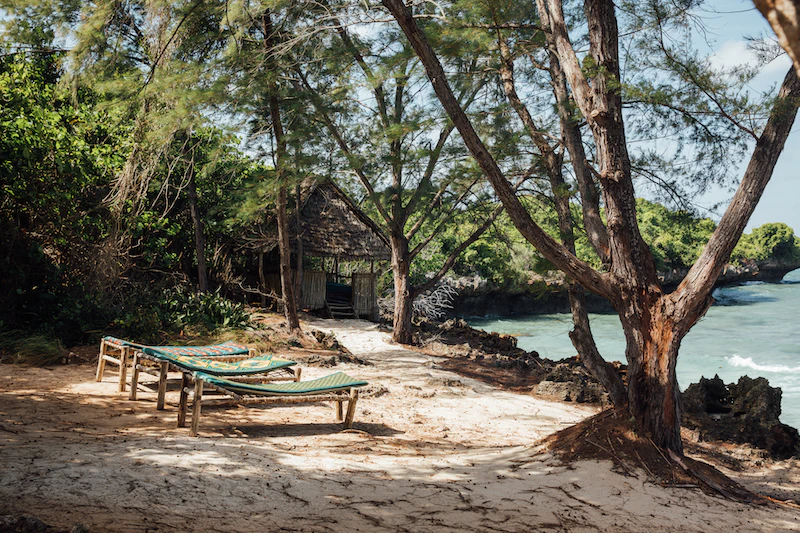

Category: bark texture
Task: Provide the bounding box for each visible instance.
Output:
[754,0,800,75]
[390,233,413,344]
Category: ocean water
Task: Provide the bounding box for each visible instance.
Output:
[469,269,800,428]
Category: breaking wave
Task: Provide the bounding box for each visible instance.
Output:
[727,354,800,374]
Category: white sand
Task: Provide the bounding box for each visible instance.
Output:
[0,318,798,532]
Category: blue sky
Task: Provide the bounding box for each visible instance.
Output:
[692,0,800,232]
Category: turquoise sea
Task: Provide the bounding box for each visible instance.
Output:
[469,269,800,428]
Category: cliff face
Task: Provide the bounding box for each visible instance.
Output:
[450,258,800,318]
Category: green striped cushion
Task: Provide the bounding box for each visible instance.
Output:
[142,351,296,375]
[146,341,249,357]
[104,336,249,357]
[196,371,368,396]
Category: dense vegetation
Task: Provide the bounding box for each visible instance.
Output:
[420,199,800,286]
[0,53,255,349]
[2,51,799,354]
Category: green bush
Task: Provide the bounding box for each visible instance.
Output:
[732,223,800,263]
[160,287,251,331]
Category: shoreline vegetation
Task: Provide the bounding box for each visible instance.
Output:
[447,258,800,318]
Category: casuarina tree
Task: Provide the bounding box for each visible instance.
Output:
[382,0,800,453]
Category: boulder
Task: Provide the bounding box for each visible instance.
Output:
[682,375,800,459]
[682,375,730,414]
[536,377,605,403]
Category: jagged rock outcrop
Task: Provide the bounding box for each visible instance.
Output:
[535,362,607,404]
[682,375,800,459]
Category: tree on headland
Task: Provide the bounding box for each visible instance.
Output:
[382,0,800,453]
[295,7,518,343]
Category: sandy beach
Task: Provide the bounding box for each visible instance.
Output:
[1,318,798,532]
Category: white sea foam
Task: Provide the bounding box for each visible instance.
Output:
[727,354,800,374]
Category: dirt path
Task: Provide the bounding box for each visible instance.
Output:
[1,319,798,532]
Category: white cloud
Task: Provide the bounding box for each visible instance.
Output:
[707,39,793,91]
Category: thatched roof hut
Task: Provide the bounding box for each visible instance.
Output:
[247,179,390,260]
[244,179,389,318]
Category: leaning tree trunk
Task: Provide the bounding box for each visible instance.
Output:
[390,233,414,344]
[186,157,208,293]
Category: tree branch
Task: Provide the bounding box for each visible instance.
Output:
[674,67,800,324]
[382,0,614,299]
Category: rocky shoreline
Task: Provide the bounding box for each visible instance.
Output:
[416,319,800,459]
[448,258,800,318]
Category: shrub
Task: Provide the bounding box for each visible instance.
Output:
[160,287,251,331]
[0,330,67,366]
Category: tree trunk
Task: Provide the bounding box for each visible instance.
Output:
[390,233,413,344]
[264,11,299,331]
[276,184,300,330]
[384,0,800,456]
[186,158,208,293]
[618,295,690,453]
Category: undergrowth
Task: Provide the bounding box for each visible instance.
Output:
[0,330,67,366]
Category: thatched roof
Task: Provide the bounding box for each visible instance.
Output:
[246,179,391,261]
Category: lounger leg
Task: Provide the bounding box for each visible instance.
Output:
[343,389,359,428]
[129,351,140,400]
[294,367,302,382]
[336,399,344,422]
[118,347,128,393]
[95,341,107,382]
[190,380,204,437]
[156,362,169,410]
[177,374,190,428]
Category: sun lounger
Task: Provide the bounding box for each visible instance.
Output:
[178,371,368,436]
[129,348,300,409]
[95,336,251,392]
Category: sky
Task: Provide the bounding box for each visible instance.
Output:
[690,0,800,232]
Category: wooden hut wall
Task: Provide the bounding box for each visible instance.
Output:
[302,271,326,310]
[352,273,377,318]
[262,271,326,310]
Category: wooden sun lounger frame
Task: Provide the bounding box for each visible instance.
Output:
[95,337,251,393]
[95,337,135,392]
[178,374,360,436]
[129,350,301,410]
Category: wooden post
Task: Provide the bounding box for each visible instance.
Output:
[336,400,344,422]
[370,261,377,321]
[177,374,190,427]
[156,362,168,410]
[129,351,140,400]
[258,251,267,308]
[344,389,359,428]
[118,347,128,393]
[293,367,302,382]
[95,340,107,382]
[190,379,204,436]
[296,182,303,309]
